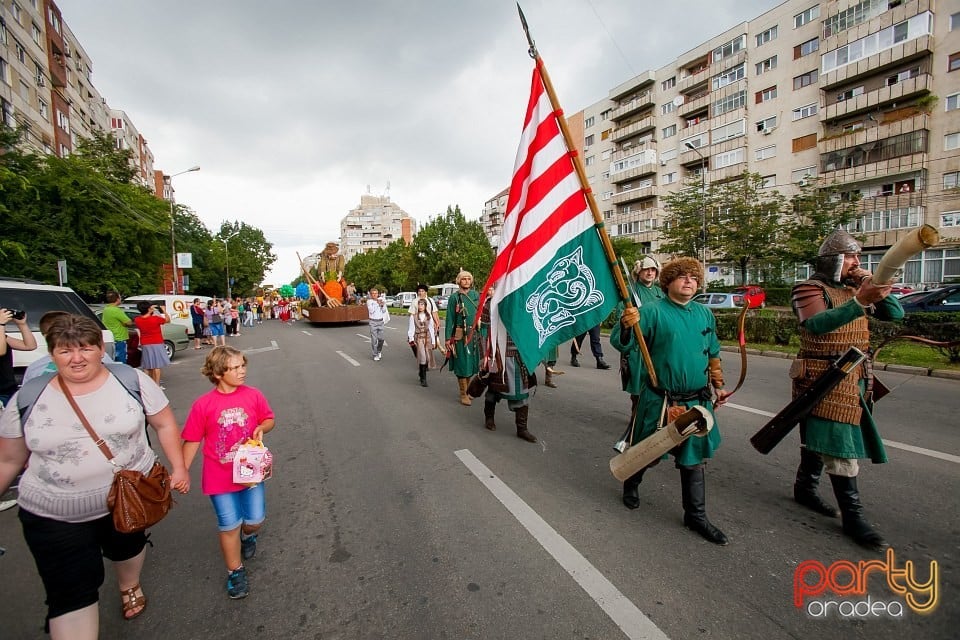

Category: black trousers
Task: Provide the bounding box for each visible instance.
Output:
[571,325,603,359]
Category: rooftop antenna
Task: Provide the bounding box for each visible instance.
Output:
[366,184,371,194]
[384,180,391,200]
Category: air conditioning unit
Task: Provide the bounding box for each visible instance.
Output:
[36,75,46,87]
[762,128,774,135]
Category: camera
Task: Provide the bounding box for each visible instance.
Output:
[8,309,26,320]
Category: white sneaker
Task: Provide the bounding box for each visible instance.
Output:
[0,499,17,512]
[373,353,381,361]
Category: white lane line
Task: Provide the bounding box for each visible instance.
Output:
[337,351,361,367]
[244,340,279,354]
[356,333,370,342]
[455,449,669,640]
[301,330,313,336]
[726,403,959,465]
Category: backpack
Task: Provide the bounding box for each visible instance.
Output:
[16,362,144,428]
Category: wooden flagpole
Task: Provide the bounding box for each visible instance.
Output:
[517,4,658,388]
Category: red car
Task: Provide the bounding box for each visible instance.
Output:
[732,285,766,309]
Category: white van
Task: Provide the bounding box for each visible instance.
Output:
[394,291,418,309]
[123,294,212,331]
[0,278,115,380]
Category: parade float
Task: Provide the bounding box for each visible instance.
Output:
[297,245,367,324]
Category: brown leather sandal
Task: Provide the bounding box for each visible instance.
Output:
[120,583,147,620]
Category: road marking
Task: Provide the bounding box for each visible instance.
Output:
[356,333,370,342]
[244,340,279,354]
[726,403,959,465]
[455,449,670,640]
[337,351,361,367]
[301,330,313,336]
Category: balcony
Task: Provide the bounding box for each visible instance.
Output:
[822,0,932,50]
[820,35,934,90]
[819,112,927,154]
[850,191,924,216]
[610,162,658,184]
[609,71,656,102]
[610,91,656,122]
[610,142,656,163]
[820,153,926,185]
[678,67,709,95]
[610,116,656,143]
[680,146,708,167]
[821,73,932,122]
[710,163,748,184]
[708,50,747,79]
[677,91,710,118]
[613,185,658,205]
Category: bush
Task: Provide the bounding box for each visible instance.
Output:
[900,313,960,362]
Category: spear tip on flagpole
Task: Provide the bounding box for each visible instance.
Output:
[516,3,538,59]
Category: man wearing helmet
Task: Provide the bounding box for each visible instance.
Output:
[631,255,665,306]
[789,228,903,551]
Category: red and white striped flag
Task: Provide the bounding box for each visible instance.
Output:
[479,58,619,370]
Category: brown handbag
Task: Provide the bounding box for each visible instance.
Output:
[59,375,173,533]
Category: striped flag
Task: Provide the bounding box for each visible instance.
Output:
[479,58,619,370]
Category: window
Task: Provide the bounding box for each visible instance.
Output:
[952,12,960,31]
[585,155,595,166]
[943,212,960,227]
[944,172,959,189]
[793,103,818,120]
[601,191,613,201]
[715,148,745,169]
[712,119,746,143]
[48,8,61,34]
[15,41,25,63]
[712,63,745,90]
[794,5,820,28]
[794,70,818,89]
[947,94,959,112]
[793,134,817,152]
[663,172,678,184]
[661,77,676,90]
[712,34,745,62]
[584,134,594,147]
[756,86,777,104]
[0,18,6,46]
[38,98,47,119]
[795,38,819,59]
[792,166,818,183]
[822,13,934,74]
[820,131,927,171]
[886,67,919,85]
[756,116,777,132]
[0,57,8,86]
[713,90,745,116]
[660,147,678,162]
[12,3,21,24]
[681,133,707,149]
[18,79,28,100]
[756,56,777,75]
[1,98,14,128]
[661,102,676,115]
[824,0,887,39]
[601,128,611,140]
[836,86,865,101]
[31,22,41,46]
[950,53,960,73]
[662,124,677,138]
[756,145,777,160]
[946,133,960,151]
[584,116,595,128]
[756,26,778,47]
[601,149,611,161]
[761,175,777,188]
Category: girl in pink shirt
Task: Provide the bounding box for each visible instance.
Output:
[182,346,275,599]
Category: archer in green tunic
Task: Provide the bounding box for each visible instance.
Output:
[789,228,903,551]
[445,270,482,406]
[612,257,730,545]
[614,256,666,397]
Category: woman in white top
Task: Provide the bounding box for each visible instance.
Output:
[407,299,437,387]
[0,315,189,638]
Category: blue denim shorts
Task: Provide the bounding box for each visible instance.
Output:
[209,484,266,532]
[209,322,225,336]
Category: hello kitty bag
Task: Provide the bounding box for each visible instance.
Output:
[232,439,274,485]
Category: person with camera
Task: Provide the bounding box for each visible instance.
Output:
[133,302,171,387]
[1,308,38,407]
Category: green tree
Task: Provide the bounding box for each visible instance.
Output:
[779,177,862,273]
[408,205,493,287]
[660,176,716,260]
[212,222,277,298]
[711,173,786,284]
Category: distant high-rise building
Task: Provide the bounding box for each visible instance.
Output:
[481,187,510,249]
[340,194,418,260]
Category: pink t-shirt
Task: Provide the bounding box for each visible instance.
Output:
[182,385,275,495]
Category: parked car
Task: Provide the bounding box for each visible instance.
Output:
[889,284,914,297]
[394,291,418,309]
[435,295,449,311]
[95,308,189,365]
[382,295,396,307]
[693,292,745,308]
[731,285,766,308]
[898,284,960,315]
[1,278,115,383]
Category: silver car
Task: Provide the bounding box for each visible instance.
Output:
[692,293,745,308]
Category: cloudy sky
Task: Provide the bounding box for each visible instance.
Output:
[58,0,776,285]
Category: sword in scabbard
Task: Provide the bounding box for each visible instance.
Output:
[612,257,643,453]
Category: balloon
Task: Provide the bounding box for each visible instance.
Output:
[295,282,310,299]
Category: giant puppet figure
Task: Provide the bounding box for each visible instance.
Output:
[789,228,902,551]
[316,242,346,289]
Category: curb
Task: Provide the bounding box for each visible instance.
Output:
[721,346,959,382]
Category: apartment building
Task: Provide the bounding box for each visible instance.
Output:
[0,0,156,183]
[578,0,959,286]
[480,187,509,248]
[340,194,418,261]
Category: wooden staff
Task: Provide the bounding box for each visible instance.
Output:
[296,252,340,308]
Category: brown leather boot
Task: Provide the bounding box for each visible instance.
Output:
[458,378,472,406]
[544,369,557,388]
[515,406,537,442]
[483,401,496,430]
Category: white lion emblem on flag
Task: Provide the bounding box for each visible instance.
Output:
[525,246,605,346]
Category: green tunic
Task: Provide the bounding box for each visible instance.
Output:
[610,283,665,394]
[797,293,903,462]
[445,289,481,377]
[611,296,722,466]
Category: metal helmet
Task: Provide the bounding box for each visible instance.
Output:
[818,228,861,257]
[632,255,660,277]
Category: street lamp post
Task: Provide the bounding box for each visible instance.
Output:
[684,142,708,293]
[168,165,200,294]
[222,231,240,300]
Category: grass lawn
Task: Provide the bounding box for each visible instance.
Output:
[721,338,960,371]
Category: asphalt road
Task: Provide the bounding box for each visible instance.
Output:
[1,319,957,639]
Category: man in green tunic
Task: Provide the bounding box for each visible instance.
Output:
[790,228,902,551]
[445,270,481,406]
[612,256,666,508]
[612,257,730,545]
